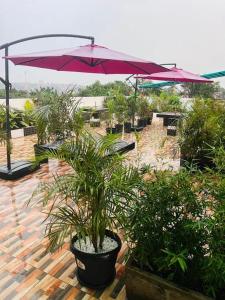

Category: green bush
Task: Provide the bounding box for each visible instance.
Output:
[179,98,225,168]
[0,104,35,130]
[150,90,182,112]
[33,89,83,144]
[125,167,225,299]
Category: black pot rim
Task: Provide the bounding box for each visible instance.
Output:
[70,229,121,257]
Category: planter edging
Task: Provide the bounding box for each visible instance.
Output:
[125,261,212,300]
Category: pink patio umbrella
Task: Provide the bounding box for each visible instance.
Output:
[136,67,212,83]
[5,44,169,75]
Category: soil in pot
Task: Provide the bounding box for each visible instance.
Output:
[70,230,121,290]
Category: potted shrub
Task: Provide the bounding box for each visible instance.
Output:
[30,133,139,289]
[137,95,153,127]
[124,167,225,300]
[126,93,138,129]
[113,89,128,135]
[105,98,116,134]
[33,89,81,163]
[178,98,225,169]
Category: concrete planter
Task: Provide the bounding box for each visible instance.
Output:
[11,128,24,138]
[125,263,212,300]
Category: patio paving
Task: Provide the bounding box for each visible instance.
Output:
[0,115,179,299]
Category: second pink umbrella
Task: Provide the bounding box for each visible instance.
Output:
[136,67,212,83]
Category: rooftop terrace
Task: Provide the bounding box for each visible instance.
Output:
[0,115,179,299]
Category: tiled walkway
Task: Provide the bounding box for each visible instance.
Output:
[0,116,179,299]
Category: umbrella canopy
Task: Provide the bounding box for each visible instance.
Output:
[136,67,212,83]
[5,44,168,75]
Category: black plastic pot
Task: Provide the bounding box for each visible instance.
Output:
[115,124,123,133]
[137,118,147,127]
[106,127,117,134]
[124,122,132,133]
[146,117,152,125]
[70,230,121,290]
[34,144,48,164]
[131,126,143,132]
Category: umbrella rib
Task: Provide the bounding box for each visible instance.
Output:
[100,61,108,74]
[124,61,158,75]
[13,57,46,65]
[56,57,76,71]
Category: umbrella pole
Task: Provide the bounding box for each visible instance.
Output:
[5,46,11,171]
[133,78,138,126]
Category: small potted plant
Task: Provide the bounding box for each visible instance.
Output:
[113,89,128,135]
[137,95,153,127]
[30,133,139,289]
[33,89,81,163]
[105,98,116,134]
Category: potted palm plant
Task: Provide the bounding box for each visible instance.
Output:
[33,89,81,163]
[31,132,139,289]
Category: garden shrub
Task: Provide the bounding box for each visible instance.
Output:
[179,98,225,168]
[126,167,225,299]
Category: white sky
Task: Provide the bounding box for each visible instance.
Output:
[1,0,225,86]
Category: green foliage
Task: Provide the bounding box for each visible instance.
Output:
[112,89,128,124]
[150,90,182,112]
[30,133,140,253]
[126,93,138,125]
[0,88,28,99]
[78,80,132,97]
[33,88,83,144]
[137,95,152,118]
[105,98,115,127]
[181,82,220,99]
[0,104,34,130]
[179,98,225,168]
[125,167,225,298]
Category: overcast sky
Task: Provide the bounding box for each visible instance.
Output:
[1,0,225,87]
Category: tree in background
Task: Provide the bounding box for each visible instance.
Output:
[181,82,220,99]
[77,80,132,97]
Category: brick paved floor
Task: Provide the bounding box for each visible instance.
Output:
[0,116,179,299]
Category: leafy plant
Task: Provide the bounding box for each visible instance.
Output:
[137,95,152,119]
[105,97,115,128]
[126,93,138,126]
[30,133,140,253]
[151,90,182,112]
[178,98,225,168]
[33,89,82,144]
[125,167,225,299]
